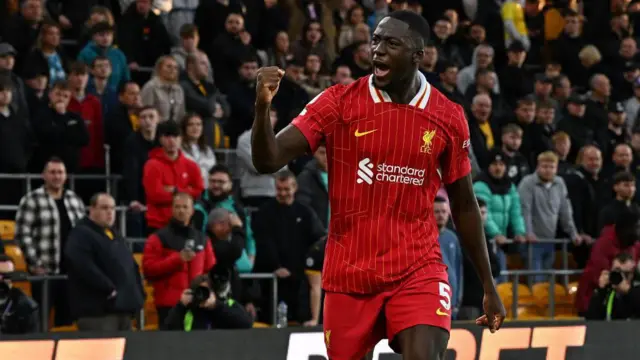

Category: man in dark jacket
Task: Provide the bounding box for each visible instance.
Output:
[599,171,638,231]
[296,144,329,229]
[180,52,231,148]
[0,255,39,334]
[30,80,89,173]
[252,171,326,323]
[65,193,145,331]
[105,81,143,174]
[0,43,30,120]
[585,252,640,320]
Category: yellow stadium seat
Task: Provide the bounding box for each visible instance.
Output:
[12,281,31,297]
[516,306,546,320]
[0,220,15,240]
[134,253,143,268]
[532,282,570,305]
[253,322,271,328]
[5,245,26,272]
[497,283,533,305]
[51,324,78,332]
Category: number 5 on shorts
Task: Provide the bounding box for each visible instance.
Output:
[439,282,451,311]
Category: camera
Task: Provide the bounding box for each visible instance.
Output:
[609,270,624,286]
[190,285,211,309]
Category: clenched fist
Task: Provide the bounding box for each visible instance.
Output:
[256,67,285,105]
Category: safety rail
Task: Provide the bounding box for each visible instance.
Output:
[21,272,278,331]
[500,269,583,320]
[492,238,573,286]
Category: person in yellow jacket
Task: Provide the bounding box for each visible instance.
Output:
[501,0,530,50]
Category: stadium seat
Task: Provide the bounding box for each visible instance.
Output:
[5,245,26,272]
[11,281,31,297]
[134,253,143,268]
[0,220,15,240]
[516,306,546,320]
[51,324,78,332]
[253,322,270,328]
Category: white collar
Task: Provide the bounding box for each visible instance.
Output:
[367,71,431,109]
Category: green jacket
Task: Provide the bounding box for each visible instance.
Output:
[473,181,526,238]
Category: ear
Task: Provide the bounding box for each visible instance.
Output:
[412,49,424,65]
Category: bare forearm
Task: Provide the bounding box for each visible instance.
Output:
[251,102,281,173]
[309,285,322,321]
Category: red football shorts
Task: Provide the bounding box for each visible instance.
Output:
[322,271,451,360]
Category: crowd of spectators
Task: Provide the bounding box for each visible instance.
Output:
[2,0,640,334]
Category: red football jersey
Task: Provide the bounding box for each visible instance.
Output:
[291,73,472,294]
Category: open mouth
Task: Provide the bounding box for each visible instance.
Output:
[373,62,391,78]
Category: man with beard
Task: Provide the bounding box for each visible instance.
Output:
[193,165,256,274]
[597,102,631,171]
[557,94,595,163]
[500,124,530,185]
[468,94,499,170]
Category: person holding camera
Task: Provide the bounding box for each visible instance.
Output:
[585,252,640,320]
[0,255,39,334]
[143,192,216,328]
[164,274,253,330]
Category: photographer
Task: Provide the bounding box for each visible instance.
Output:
[143,193,216,327]
[164,274,253,330]
[0,255,39,334]
[586,253,640,320]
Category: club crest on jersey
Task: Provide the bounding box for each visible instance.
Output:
[420,130,436,154]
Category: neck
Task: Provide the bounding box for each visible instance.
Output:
[74,89,85,98]
[609,123,622,134]
[592,93,606,102]
[165,150,179,160]
[422,64,435,72]
[442,82,454,92]
[387,71,421,104]
[616,195,631,203]
[141,128,155,140]
[45,186,63,199]
[41,45,56,54]
[94,77,108,92]
[188,73,200,83]
[0,104,8,113]
[502,145,515,156]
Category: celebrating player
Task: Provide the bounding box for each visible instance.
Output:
[251,10,505,360]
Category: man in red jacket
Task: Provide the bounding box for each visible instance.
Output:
[142,192,216,327]
[143,120,204,234]
[576,205,640,315]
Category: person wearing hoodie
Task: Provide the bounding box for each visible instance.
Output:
[456,43,500,95]
[576,205,640,315]
[142,120,204,234]
[192,165,256,274]
[473,148,527,282]
[77,22,130,90]
[296,144,329,229]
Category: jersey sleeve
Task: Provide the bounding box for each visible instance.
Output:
[440,103,472,184]
[291,85,342,153]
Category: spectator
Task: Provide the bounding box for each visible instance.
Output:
[193,0,246,68]
[576,205,640,315]
[504,96,537,158]
[87,56,119,118]
[105,81,143,174]
[296,144,329,229]
[457,44,499,95]
[22,66,49,111]
[77,22,130,91]
[164,273,252,330]
[171,24,213,82]
[45,0,121,42]
[532,74,559,120]
[0,76,33,219]
[180,52,230,147]
[142,192,216,327]
[551,131,573,176]
[118,0,172,85]
[498,41,531,109]
[602,144,635,198]
[30,80,89,174]
[122,105,159,238]
[299,53,332,98]
[193,165,256,274]
[342,41,372,80]
[585,252,640,320]
[531,100,557,161]
[2,0,44,76]
[574,46,606,91]
[557,94,594,163]
[434,196,463,317]
[65,193,144,331]
[501,123,530,185]
[15,158,85,327]
[143,121,203,233]
[0,255,39,334]
[252,171,326,324]
[586,73,612,127]
[0,43,29,119]
[551,10,586,88]
[78,6,117,49]
[473,149,527,282]
[458,198,501,321]
[180,113,217,186]
[501,0,530,50]
[22,20,69,85]
[257,31,293,70]
[210,13,256,92]
[468,94,498,170]
[236,107,281,208]
[464,69,507,120]
[552,74,572,109]
[598,103,632,174]
[330,64,354,86]
[291,21,332,80]
[226,56,263,144]
[303,236,326,327]
[141,55,185,123]
[599,171,638,230]
[67,62,105,203]
[431,16,463,67]
[624,77,640,132]
[337,4,365,51]
[563,145,607,267]
[518,151,580,283]
[434,60,464,105]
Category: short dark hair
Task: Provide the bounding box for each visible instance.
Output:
[276,170,296,182]
[50,79,70,91]
[434,196,447,203]
[138,105,158,115]
[386,10,431,45]
[0,75,13,91]
[502,123,523,136]
[614,171,636,184]
[89,192,111,207]
[118,80,138,95]
[614,252,634,264]
[173,192,193,203]
[44,156,65,171]
[69,61,89,75]
[91,55,110,67]
[209,164,231,177]
[180,23,198,38]
[156,120,180,137]
[477,198,487,208]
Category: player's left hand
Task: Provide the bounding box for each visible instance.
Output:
[476,288,506,333]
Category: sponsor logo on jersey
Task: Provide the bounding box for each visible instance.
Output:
[357,158,425,186]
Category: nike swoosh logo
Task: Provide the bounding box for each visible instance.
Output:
[355,129,377,137]
[436,308,449,317]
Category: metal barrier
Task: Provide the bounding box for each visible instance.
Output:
[500,269,583,320]
[22,271,278,331]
